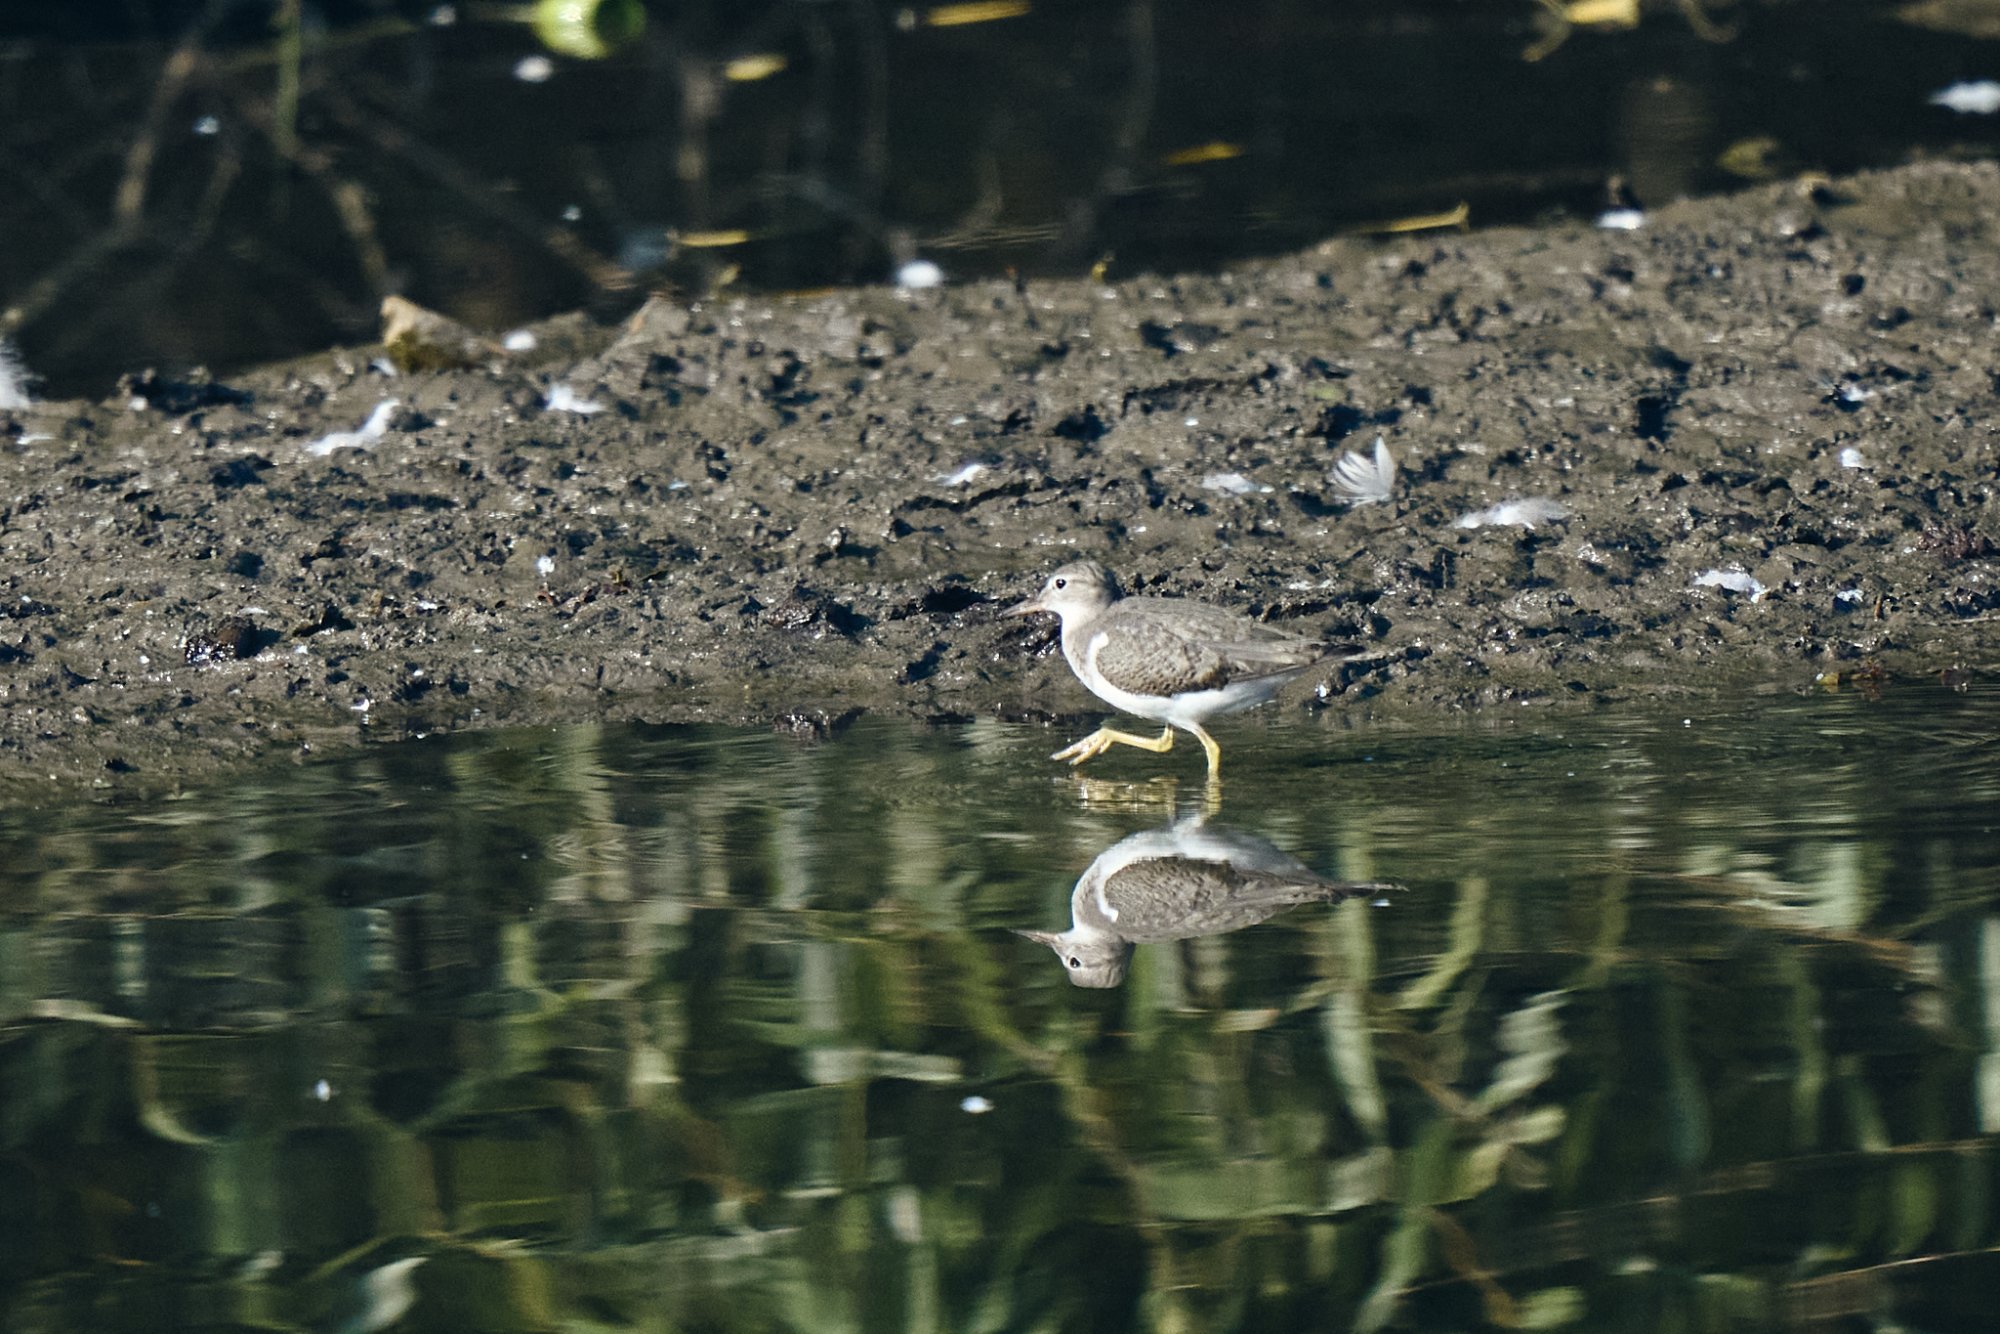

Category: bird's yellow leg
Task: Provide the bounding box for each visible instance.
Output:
[1188,724,1223,776]
[1197,774,1223,815]
[1052,725,1176,765]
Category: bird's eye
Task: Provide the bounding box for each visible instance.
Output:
[1053,578,1067,589]
[1068,957,1081,968]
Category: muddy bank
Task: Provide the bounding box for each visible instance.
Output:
[4,161,1998,797]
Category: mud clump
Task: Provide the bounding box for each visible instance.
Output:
[3,162,1999,795]
[181,615,261,666]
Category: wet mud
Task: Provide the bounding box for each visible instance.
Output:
[4,161,1998,796]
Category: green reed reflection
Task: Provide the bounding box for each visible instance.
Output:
[3,687,1999,1331]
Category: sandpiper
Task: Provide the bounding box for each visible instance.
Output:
[1017,816,1395,987]
[1007,560,1350,777]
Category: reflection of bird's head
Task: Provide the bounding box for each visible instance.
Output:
[1014,928,1133,988]
[1006,561,1119,624]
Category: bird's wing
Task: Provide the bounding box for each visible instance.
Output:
[1103,857,1367,939]
[1088,601,1328,696]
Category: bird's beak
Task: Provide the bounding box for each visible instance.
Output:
[1012,928,1063,946]
[1003,595,1047,618]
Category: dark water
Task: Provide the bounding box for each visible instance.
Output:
[4,685,2000,1330]
[4,0,2000,396]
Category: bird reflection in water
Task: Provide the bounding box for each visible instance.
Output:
[1017,815,1399,987]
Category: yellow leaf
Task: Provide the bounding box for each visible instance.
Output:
[1163,142,1245,167]
[1562,0,1639,27]
[674,229,754,249]
[1366,201,1471,236]
[922,1,1031,27]
[724,53,788,82]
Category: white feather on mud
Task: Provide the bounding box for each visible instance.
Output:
[1692,568,1768,602]
[1331,436,1396,506]
[1455,497,1571,530]
[543,383,604,414]
[936,461,989,487]
[1201,472,1272,496]
[305,400,399,457]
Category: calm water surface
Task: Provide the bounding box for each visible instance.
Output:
[3,686,1999,1331]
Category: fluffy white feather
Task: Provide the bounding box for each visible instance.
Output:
[1331,435,1396,506]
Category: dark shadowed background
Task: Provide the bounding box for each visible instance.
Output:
[3,0,1998,397]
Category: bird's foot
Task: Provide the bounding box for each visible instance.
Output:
[1051,729,1119,764]
[1052,725,1176,765]
[1192,726,1224,777]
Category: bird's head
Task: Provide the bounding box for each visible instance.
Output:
[1014,927,1134,988]
[1006,561,1119,623]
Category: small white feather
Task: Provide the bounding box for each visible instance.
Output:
[936,461,988,487]
[1455,497,1571,530]
[544,383,603,414]
[1691,567,1767,602]
[1331,435,1396,506]
[1201,471,1272,496]
[305,399,399,457]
